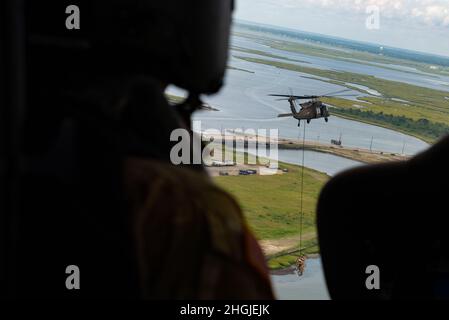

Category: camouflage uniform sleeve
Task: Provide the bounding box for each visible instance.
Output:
[125,158,274,299]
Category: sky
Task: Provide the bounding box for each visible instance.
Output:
[234,0,449,57]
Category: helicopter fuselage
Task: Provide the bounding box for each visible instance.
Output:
[290,99,330,121]
[271,89,354,126]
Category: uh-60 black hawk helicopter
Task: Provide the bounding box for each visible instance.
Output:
[269,89,357,126]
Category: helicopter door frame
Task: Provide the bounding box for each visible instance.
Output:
[0,0,27,298]
[0,2,5,298]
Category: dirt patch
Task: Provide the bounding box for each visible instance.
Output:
[259,232,315,256]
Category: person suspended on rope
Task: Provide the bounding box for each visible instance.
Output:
[296,254,307,276]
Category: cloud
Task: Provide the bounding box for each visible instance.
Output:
[259,0,449,27]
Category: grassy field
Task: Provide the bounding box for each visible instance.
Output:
[214,161,328,269]
[215,161,328,240]
[165,94,184,104]
[322,97,449,143]
[268,39,449,77]
[235,55,449,142]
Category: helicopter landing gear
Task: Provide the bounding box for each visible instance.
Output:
[325,117,328,122]
[307,119,311,124]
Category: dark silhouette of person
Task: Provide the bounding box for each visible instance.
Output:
[13,0,274,299]
[317,135,449,299]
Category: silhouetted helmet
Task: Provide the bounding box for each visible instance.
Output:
[27,0,235,94]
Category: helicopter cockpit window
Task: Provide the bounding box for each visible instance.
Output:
[181,0,447,300]
[5,0,449,301]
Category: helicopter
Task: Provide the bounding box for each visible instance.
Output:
[269,89,357,126]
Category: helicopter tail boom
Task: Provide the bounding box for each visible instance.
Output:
[278,113,295,118]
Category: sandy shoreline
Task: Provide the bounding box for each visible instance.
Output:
[203,132,410,164]
[269,254,320,275]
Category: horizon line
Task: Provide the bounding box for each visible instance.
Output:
[234,18,449,60]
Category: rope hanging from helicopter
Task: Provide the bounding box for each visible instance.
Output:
[268,88,359,276]
[296,120,307,277]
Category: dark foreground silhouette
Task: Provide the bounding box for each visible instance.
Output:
[318,136,449,299]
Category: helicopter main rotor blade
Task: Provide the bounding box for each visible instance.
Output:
[269,94,318,99]
[295,96,319,100]
[320,88,352,97]
[269,94,292,98]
